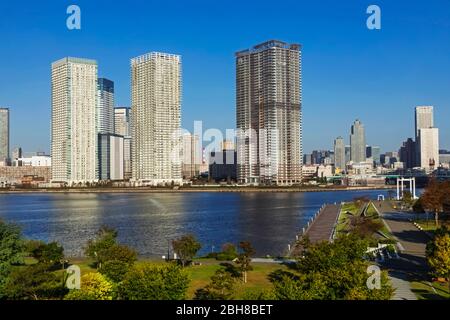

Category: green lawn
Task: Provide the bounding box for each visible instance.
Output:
[58,257,288,299]
[411,280,450,300]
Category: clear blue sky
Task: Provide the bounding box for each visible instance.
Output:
[0,0,449,154]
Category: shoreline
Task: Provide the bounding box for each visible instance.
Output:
[0,186,395,194]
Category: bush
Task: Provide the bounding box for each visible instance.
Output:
[119,263,189,300]
[65,273,114,300]
[100,260,131,283]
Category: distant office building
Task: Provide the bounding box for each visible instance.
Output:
[51,57,98,184]
[114,107,132,180]
[97,78,115,134]
[345,145,351,165]
[236,40,302,185]
[209,149,237,182]
[350,120,366,163]
[439,152,450,167]
[11,147,22,164]
[0,107,9,166]
[399,138,416,169]
[334,137,346,172]
[182,133,201,180]
[303,154,312,165]
[366,146,381,166]
[114,107,131,137]
[131,52,182,185]
[415,106,434,138]
[98,133,124,180]
[418,128,439,172]
[17,155,51,167]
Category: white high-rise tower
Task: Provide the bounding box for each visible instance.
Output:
[51,57,98,184]
[131,52,182,185]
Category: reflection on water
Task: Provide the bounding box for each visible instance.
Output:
[0,190,391,257]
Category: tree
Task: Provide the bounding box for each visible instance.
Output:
[84,226,118,268]
[100,260,131,283]
[194,269,235,300]
[426,227,450,291]
[119,263,189,300]
[270,235,393,300]
[172,234,201,267]
[31,242,64,267]
[235,241,255,283]
[216,243,238,261]
[421,179,448,227]
[65,273,114,300]
[0,220,25,298]
[2,263,67,300]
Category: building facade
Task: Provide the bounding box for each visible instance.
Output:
[236,40,302,185]
[51,57,98,184]
[350,119,366,163]
[114,107,132,180]
[399,138,416,169]
[131,52,182,185]
[181,133,201,180]
[334,137,346,172]
[415,106,434,138]
[97,78,115,135]
[98,133,124,180]
[418,128,439,172]
[0,107,9,166]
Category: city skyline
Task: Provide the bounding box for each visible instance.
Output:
[1,1,449,154]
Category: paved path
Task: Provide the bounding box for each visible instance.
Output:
[377,201,431,300]
[291,204,340,256]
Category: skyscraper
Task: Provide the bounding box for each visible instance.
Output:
[131,52,182,185]
[114,107,132,180]
[418,128,439,172]
[334,137,346,172]
[114,107,131,137]
[181,133,201,180]
[399,138,416,169]
[97,78,115,135]
[236,40,302,185]
[51,57,98,183]
[0,107,9,166]
[350,119,366,163]
[415,106,434,138]
[98,133,124,180]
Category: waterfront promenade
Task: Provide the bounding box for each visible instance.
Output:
[291,203,341,256]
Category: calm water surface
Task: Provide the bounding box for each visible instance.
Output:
[0,190,392,257]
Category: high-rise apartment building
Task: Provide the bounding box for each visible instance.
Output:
[399,138,416,169]
[236,40,302,185]
[131,52,182,185]
[0,107,9,166]
[97,78,115,135]
[114,107,132,180]
[334,137,346,172]
[51,57,98,184]
[350,119,366,163]
[181,133,201,180]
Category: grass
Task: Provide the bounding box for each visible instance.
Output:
[48,257,289,299]
[411,280,450,300]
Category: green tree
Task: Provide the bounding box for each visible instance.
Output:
[235,241,255,283]
[65,273,114,300]
[2,263,67,300]
[421,179,448,227]
[172,234,201,267]
[270,235,393,300]
[31,241,64,267]
[84,226,118,268]
[119,263,189,300]
[194,269,235,300]
[100,260,131,283]
[426,227,450,291]
[216,243,238,261]
[0,220,25,298]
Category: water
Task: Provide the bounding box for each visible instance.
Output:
[0,190,391,257]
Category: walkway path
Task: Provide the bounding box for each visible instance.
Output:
[377,201,431,300]
[291,204,340,256]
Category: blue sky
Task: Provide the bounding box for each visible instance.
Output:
[0,0,449,154]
